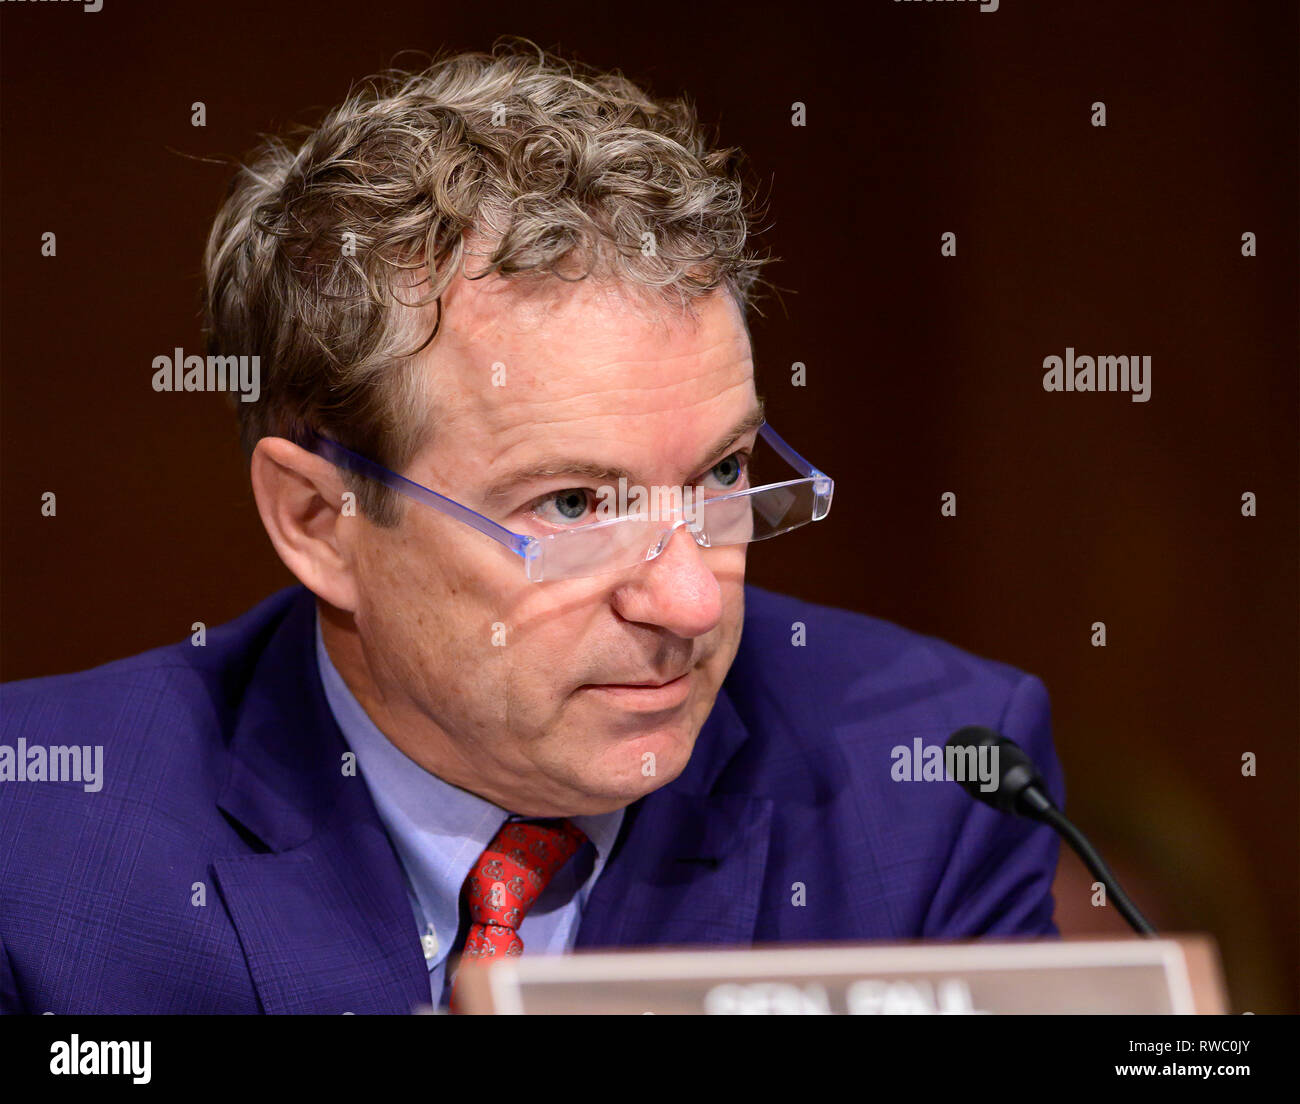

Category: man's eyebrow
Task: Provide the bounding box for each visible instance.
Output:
[698,398,766,471]
[483,399,766,502]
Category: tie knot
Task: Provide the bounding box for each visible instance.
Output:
[462,818,587,933]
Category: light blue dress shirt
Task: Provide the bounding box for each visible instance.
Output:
[314,612,625,1009]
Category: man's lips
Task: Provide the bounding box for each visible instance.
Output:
[598,673,689,688]
[578,670,693,710]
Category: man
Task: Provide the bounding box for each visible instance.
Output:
[0,41,1062,1014]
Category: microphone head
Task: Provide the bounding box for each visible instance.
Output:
[945,725,1053,818]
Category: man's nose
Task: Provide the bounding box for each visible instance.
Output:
[611,522,723,638]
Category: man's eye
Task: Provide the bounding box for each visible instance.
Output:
[704,451,749,491]
[532,489,596,527]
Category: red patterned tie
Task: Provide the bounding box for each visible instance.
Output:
[448,818,587,1013]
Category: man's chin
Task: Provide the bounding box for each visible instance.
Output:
[566,725,697,810]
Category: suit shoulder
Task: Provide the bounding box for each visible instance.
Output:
[0,586,307,752]
[740,583,1030,687]
[734,584,1044,737]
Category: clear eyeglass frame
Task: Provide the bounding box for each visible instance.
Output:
[303,422,834,583]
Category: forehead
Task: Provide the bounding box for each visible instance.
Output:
[420,275,757,470]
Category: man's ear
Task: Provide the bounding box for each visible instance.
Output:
[250,436,363,612]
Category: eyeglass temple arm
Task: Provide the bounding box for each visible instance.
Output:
[301,431,536,559]
[758,423,833,487]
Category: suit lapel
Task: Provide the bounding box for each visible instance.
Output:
[213,819,428,1014]
[576,685,773,949]
[213,590,428,1014]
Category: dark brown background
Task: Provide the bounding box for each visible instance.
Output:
[2,1,1296,1011]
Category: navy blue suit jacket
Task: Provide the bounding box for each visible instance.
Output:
[0,585,1063,1013]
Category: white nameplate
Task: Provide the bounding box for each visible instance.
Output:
[453,935,1226,1015]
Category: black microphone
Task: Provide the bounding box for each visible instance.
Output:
[946,725,1156,937]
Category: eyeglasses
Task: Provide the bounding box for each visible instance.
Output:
[303,422,833,582]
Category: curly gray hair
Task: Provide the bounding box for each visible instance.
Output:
[202,38,770,524]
